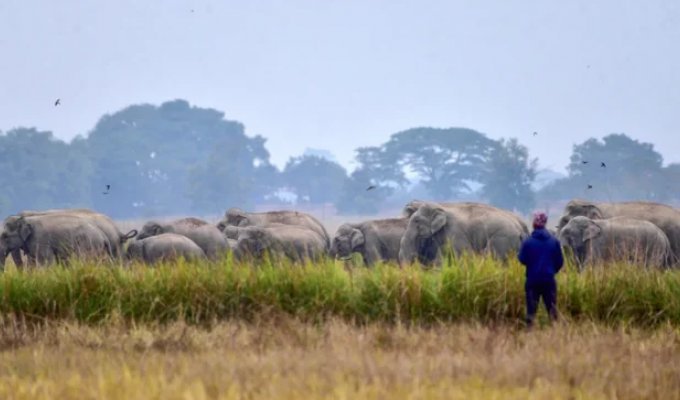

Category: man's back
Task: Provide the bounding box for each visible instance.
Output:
[519,228,564,282]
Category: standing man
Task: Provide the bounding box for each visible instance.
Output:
[518,211,564,327]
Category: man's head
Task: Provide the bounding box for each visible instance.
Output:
[532,211,548,230]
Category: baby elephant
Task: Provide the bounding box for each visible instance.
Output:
[233,224,326,263]
[127,233,206,264]
[330,218,408,266]
[559,216,671,269]
[137,218,229,260]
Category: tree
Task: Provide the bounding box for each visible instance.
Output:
[188,135,277,214]
[83,99,273,217]
[283,155,347,204]
[540,134,667,202]
[0,128,91,215]
[480,138,537,213]
[381,127,498,199]
[335,146,402,215]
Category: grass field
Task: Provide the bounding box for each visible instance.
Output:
[0,319,679,399]
[1,256,680,398]
[0,255,679,326]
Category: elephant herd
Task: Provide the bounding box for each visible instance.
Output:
[1,199,680,269]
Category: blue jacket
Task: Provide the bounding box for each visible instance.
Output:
[518,228,564,283]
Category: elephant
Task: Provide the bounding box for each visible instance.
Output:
[0,229,6,269]
[403,200,529,236]
[126,233,206,264]
[399,202,527,265]
[556,200,680,264]
[136,218,229,260]
[232,224,327,263]
[330,218,408,266]
[217,208,330,248]
[0,214,112,265]
[559,216,671,269]
[6,209,137,266]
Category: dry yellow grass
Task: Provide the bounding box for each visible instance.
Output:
[0,319,677,399]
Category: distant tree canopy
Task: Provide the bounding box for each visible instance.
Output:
[0,128,90,216]
[283,155,347,204]
[381,128,498,200]
[82,99,276,217]
[337,128,531,214]
[480,138,537,214]
[0,100,676,219]
[539,134,674,203]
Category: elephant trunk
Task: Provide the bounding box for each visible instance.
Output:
[573,245,587,271]
[10,249,23,268]
[399,229,419,265]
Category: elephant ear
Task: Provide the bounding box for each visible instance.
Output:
[3,215,21,230]
[402,201,422,218]
[583,221,602,242]
[18,220,32,242]
[226,208,249,226]
[144,222,163,236]
[350,228,365,249]
[431,210,448,234]
[584,204,603,219]
[233,214,249,226]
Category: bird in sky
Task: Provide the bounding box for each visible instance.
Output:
[582,161,589,164]
[54,99,61,106]
[102,184,111,195]
[366,185,376,191]
[601,162,606,168]
[532,131,538,136]
[587,184,593,190]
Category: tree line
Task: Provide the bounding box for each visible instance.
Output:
[0,99,677,218]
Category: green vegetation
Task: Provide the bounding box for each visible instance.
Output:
[1,256,679,327]
[4,99,678,219]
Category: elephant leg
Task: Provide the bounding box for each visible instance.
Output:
[362,245,382,267]
[486,235,514,261]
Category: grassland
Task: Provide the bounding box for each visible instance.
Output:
[0,255,679,326]
[0,319,679,399]
[1,257,680,398]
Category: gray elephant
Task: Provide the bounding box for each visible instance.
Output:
[127,233,206,264]
[7,209,137,266]
[559,216,671,269]
[0,229,6,270]
[217,208,330,248]
[136,218,229,260]
[557,200,680,264]
[232,224,327,263]
[0,214,112,265]
[403,200,529,236]
[399,202,527,265]
[330,218,408,266]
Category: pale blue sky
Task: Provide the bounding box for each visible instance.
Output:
[1,0,678,171]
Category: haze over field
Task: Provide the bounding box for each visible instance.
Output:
[1,0,679,171]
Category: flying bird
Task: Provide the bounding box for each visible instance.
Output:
[54,99,61,106]
[366,185,376,191]
[102,184,111,195]
[601,162,606,168]
[582,161,589,164]
[532,131,538,136]
[587,184,593,190]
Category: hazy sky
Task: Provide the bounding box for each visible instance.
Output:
[1,0,679,171]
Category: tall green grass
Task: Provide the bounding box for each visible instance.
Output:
[1,255,680,327]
